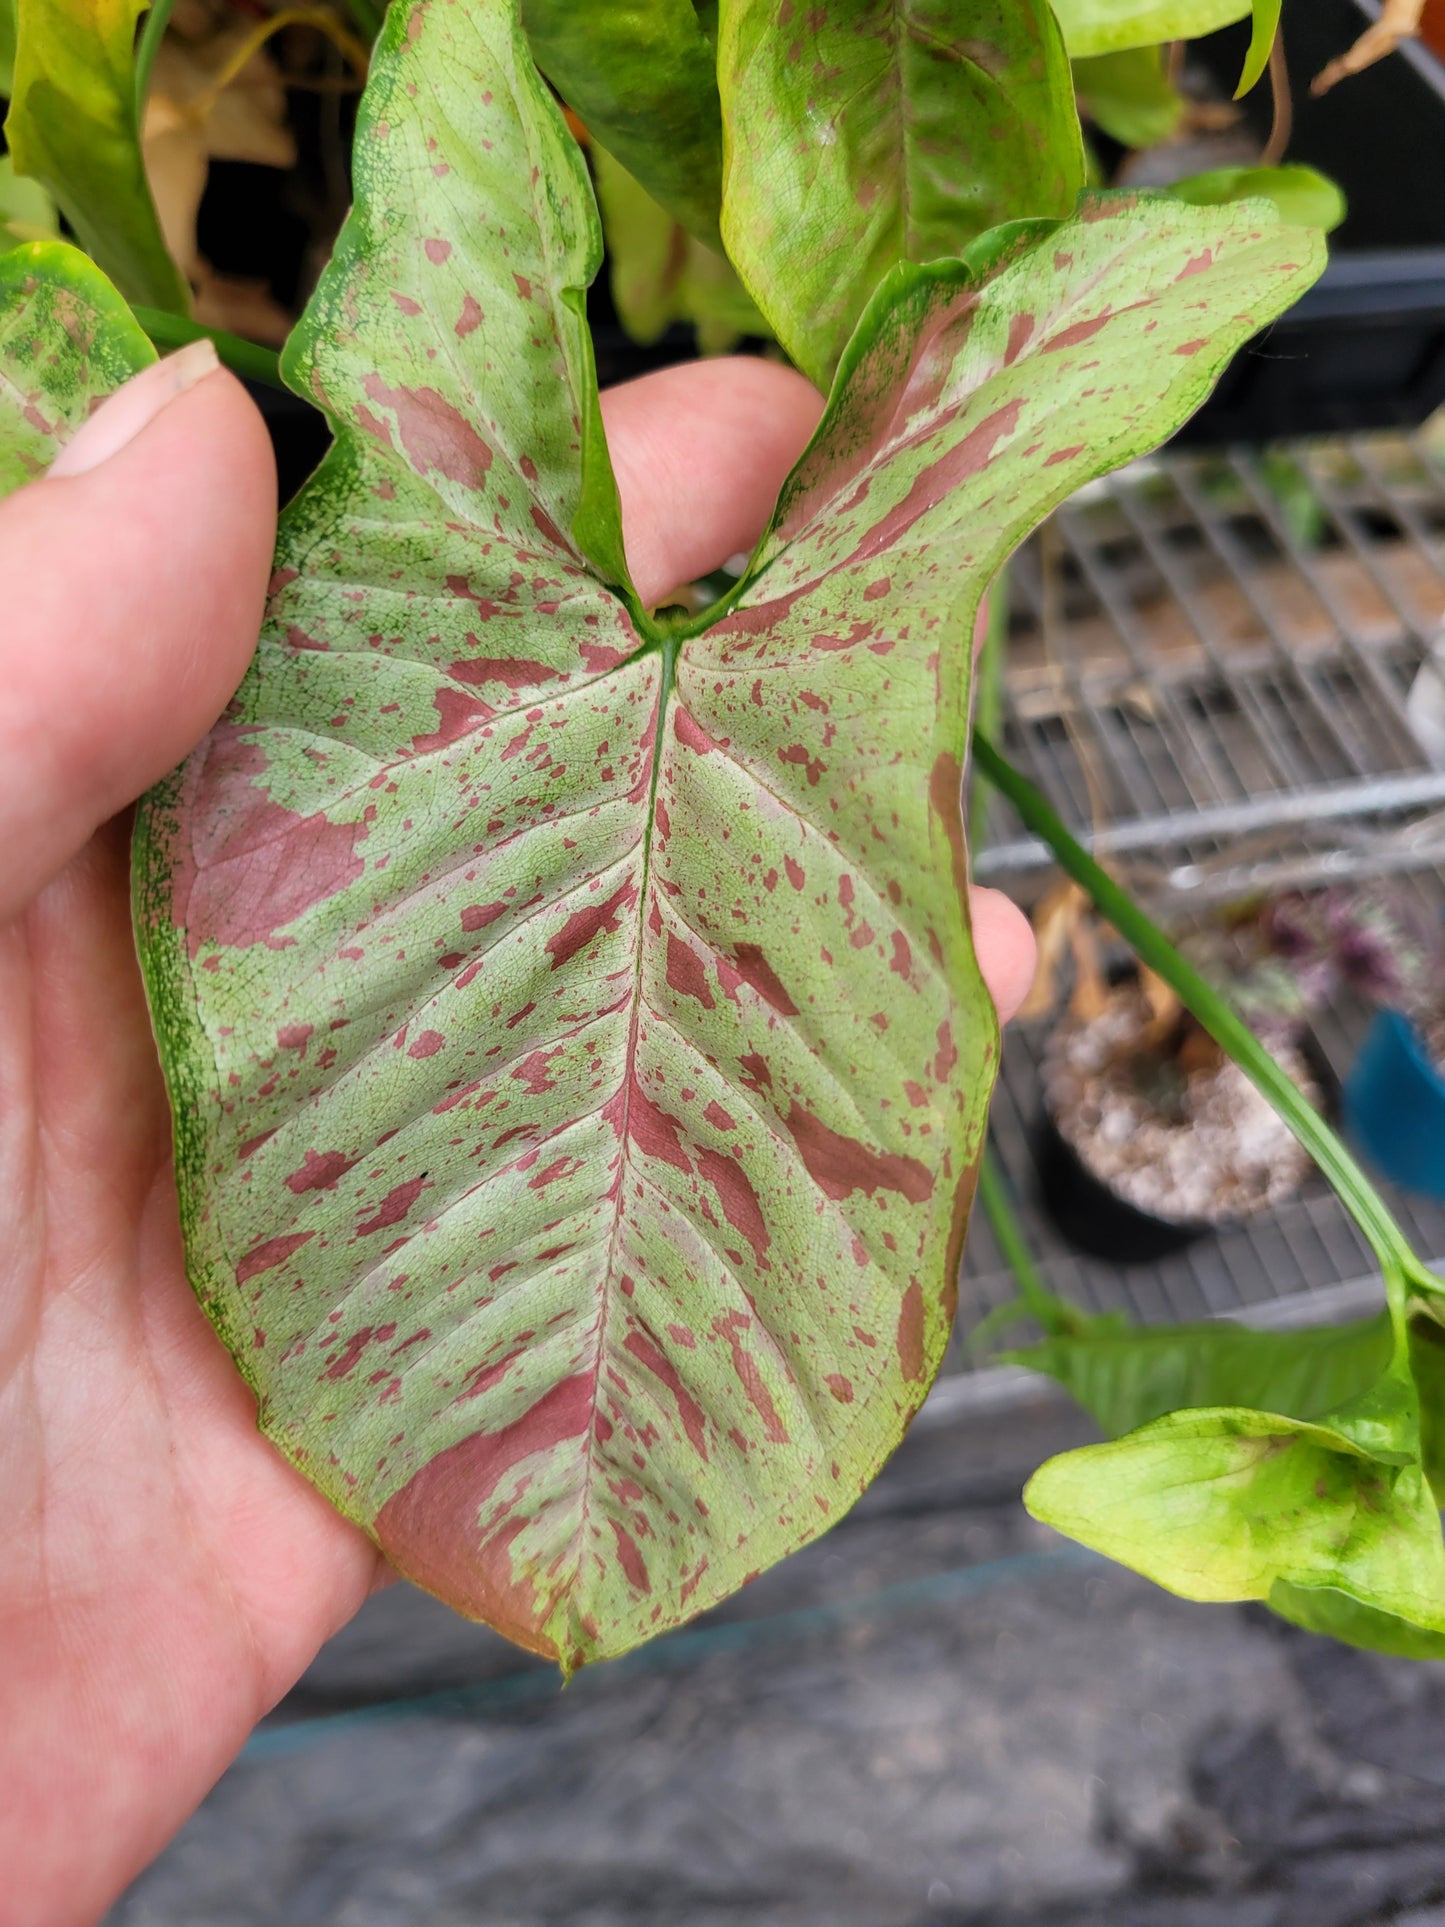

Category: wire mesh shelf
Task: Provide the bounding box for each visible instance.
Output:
[941,428,1445,1409]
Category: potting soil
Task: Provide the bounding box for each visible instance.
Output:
[1041,988,1318,1226]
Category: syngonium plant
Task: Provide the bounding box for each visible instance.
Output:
[2,0,1445,1671]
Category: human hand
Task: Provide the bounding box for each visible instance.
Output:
[0,346,1034,1924]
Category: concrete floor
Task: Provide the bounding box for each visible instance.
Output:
[109,1392,1445,1927]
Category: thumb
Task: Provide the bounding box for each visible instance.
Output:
[0,340,276,923]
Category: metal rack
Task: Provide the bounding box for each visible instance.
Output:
[937,428,1445,1410]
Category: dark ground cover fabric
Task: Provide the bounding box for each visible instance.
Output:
[109,1396,1445,1926]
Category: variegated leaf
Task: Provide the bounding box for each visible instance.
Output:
[717,0,1085,388]
[133,0,1323,1665]
[0,238,153,494]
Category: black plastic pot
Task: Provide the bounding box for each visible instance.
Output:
[1034,1017,1338,1266]
[1182,0,1445,443]
[1033,1104,1214,1263]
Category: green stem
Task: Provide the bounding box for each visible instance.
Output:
[134,0,175,118]
[971,730,1442,1303]
[976,1146,1073,1336]
[340,0,386,44]
[131,308,286,392]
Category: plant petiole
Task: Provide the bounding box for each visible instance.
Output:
[134,0,176,118]
[971,730,1445,1305]
[976,1144,1082,1338]
[131,308,287,392]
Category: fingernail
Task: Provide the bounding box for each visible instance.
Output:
[49,338,221,479]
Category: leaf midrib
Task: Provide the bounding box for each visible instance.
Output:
[560,626,679,1641]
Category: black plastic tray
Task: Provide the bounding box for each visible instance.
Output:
[1182,0,1445,442]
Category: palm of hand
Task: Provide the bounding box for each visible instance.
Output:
[2,820,383,1919]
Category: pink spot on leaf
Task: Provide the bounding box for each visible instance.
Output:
[545,878,636,970]
[693,1146,770,1267]
[624,1330,709,1460]
[450,653,560,691]
[356,1175,429,1236]
[323,1325,382,1380]
[178,730,366,956]
[728,944,798,1017]
[712,1310,788,1444]
[373,1374,592,1658]
[286,1148,358,1194]
[361,374,493,488]
[664,930,714,1009]
[461,900,507,932]
[236,1230,313,1283]
[411,686,494,754]
[897,1281,926,1381]
[609,1517,651,1594]
[784,1103,933,1203]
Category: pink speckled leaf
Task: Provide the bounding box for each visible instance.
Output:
[0,239,153,495]
[717,0,1085,388]
[133,0,1323,1667]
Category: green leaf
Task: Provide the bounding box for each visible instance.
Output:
[1169,164,1347,233]
[5,0,190,313]
[591,144,764,354]
[1026,1405,1445,1631]
[1236,0,1281,97]
[1014,1274,1445,1658]
[0,0,16,96]
[1010,1312,1396,1439]
[1270,1579,1445,1660]
[716,0,1086,390]
[1410,1313,1445,1499]
[130,0,1322,1665]
[1262,1315,1445,1651]
[521,0,724,246]
[0,239,153,495]
[1073,47,1184,148]
[1051,0,1250,58]
[0,152,57,246]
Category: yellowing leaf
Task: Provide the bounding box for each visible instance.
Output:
[1169,163,1347,233]
[6,0,190,313]
[718,0,1085,389]
[0,238,154,492]
[1027,1405,1445,1633]
[1051,0,1250,58]
[0,0,15,95]
[1236,0,1282,97]
[1073,47,1185,149]
[591,144,762,354]
[0,151,57,245]
[1312,0,1425,95]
